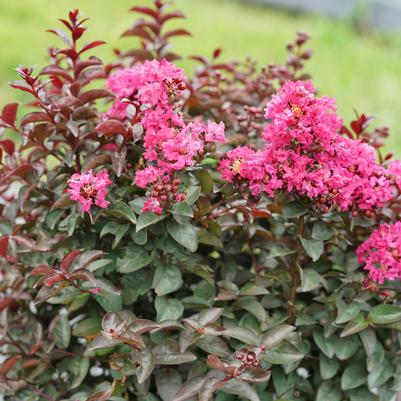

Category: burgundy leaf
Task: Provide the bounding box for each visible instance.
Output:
[60,249,82,273]
[162,29,191,40]
[0,236,9,258]
[1,103,18,126]
[79,40,106,54]
[43,272,66,287]
[96,119,126,136]
[159,11,186,24]
[130,6,159,19]
[29,265,56,277]
[20,112,52,126]
[0,140,14,156]
[0,356,21,375]
[79,89,113,104]
[39,65,73,82]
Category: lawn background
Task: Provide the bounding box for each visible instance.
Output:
[0,0,400,154]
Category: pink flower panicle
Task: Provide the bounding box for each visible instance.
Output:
[67,169,112,213]
[356,222,401,285]
[107,59,226,214]
[219,80,395,215]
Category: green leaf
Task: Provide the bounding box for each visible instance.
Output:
[336,299,361,324]
[54,314,71,349]
[122,270,153,305]
[333,336,360,360]
[262,325,295,349]
[167,221,198,252]
[313,330,335,358]
[282,202,307,218]
[129,198,145,214]
[312,221,334,241]
[316,381,341,401]
[104,201,137,224]
[266,246,295,259]
[153,339,197,365]
[349,388,376,401]
[300,268,321,291]
[222,326,260,346]
[72,317,101,338]
[368,304,401,324]
[116,248,153,274]
[340,313,369,337]
[239,283,269,296]
[153,264,183,296]
[130,228,147,245]
[300,238,323,262]
[239,297,266,324]
[136,348,155,384]
[341,363,367,390]
[186,186,201,205]
[69,357,90,389]
[196,170,213,193]
[136,212,165,232]
[262,342,304,364]
[155,297,184,322]
[100,221,129,249]
[155,368,182,401]
[319,354,340,380]
[93,278,122,313]
[171,202,193,218]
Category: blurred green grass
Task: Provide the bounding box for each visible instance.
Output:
[0,0,400,153]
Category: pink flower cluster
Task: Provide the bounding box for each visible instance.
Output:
[67,169,111,213]
[107,59,226,214]
[356,222,401,284]
[219,80,394,215]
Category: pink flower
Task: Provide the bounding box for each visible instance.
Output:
[67,169,112,213]
[107,59,226,215]
[205,121,226,143]
[356,222,401,284]
[219,80,397,214]
[142,197,163,215]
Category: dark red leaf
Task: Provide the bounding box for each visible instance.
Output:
[46,28,72,46]
[130,6,159,19]
[0,236,9,258]
[122,26,153,42]
[159,11,185,24]
[0,356,21,375]
[39,65,73,82]
[79,89,113,104]
[60,249,82,273]
[162,29,191,40]
[74,57,103,76]
[44,272,66,287]
[29,265,55,277]
[10,80,33,95]
[53,96,81,109]
[20,112,52,126]
[1,103,18,126]
[79,40,106,54]
[96,119,126,136]
[0,140,15,155]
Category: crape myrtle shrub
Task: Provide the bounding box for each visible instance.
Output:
[1,2,401,401]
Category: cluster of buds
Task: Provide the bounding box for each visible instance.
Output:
[233,344,266,376]
[142,176,186,215]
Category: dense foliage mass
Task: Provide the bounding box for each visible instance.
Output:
[1,2,401,401]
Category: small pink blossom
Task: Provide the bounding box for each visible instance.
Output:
[67,169,112,213]
[356,222,401,284]
[142,197,163,215]
[219,80,397,214]
[107,59,226,215]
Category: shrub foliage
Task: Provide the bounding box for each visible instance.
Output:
[1,2,401,401]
